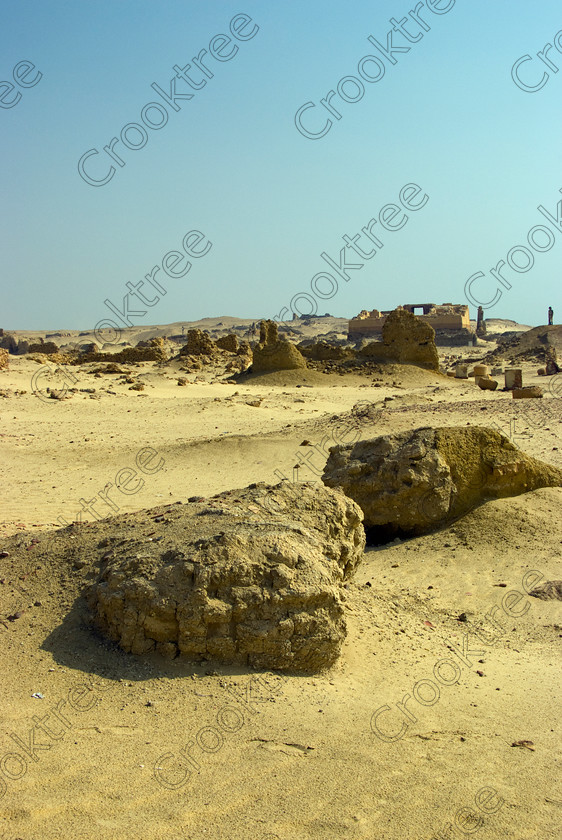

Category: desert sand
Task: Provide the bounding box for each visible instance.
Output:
[0,316,561,840]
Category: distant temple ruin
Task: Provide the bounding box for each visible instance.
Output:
[348,303,474,345]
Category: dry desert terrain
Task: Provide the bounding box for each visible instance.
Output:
[0,317,561,840]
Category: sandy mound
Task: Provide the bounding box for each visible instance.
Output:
[487,324,562,363]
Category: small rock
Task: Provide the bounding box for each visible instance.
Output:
[529,581,562,601]
[477,376,498,391]
[511,740,535,751]
[512,386,542,399]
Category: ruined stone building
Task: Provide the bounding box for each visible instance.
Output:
[348,303,474,346]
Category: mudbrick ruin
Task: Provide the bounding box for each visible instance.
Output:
[349,303,474,346]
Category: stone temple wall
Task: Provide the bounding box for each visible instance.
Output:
[349,304,472,339]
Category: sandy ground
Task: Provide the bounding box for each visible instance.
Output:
[1,334,561,840]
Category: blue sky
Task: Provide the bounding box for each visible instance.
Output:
[2,0,561,332]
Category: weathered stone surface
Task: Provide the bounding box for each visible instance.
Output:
[300,341,355,361]
[28,341,59,355]
[0,334,28,354]
[252,320,306,372]
[237,340,251,356]
[513,387,543,399]
[545,347,560,375]
[216,333,239,352]
[88,482,365,671]
[77,337,168,364]
[473,364,488,377]
[0,348,8,370]
[322,426,562,538]
[529,581,562,601]
[179,329,217,356]
[477,376,498,390]
[505,368,522,389]
[358,308,439,371]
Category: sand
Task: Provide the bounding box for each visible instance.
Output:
[0,320,561,839]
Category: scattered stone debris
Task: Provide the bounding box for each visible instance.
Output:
[299,341,355,361]
[511,740,535,751]
[483,324,562,368]
[92,363,128,374]
[48,389,72,400]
